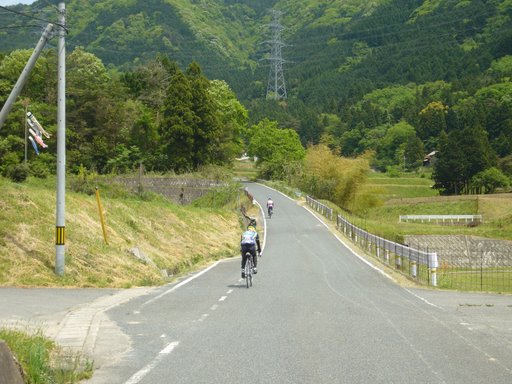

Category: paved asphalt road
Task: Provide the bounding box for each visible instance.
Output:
[2,182,512,383]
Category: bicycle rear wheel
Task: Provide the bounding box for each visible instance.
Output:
[245,253,252,288]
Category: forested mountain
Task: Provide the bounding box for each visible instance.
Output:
[1,0,512,194]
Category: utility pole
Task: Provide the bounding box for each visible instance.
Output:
[55,2,66,276]
[264,10,287,100]
[0,23,54,130]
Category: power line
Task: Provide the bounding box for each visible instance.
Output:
[0,5,67,32]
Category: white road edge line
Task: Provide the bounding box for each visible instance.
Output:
[302,204,442,309]
[301,205,396,283]
[140,261,222,308]
[124,341,180,384]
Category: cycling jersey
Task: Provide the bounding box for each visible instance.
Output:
[241,230,258,245]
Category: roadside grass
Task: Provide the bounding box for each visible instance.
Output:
[232,159,258,180]
[436,268,512,292]
[365,170,438,200]
[0,327,92,383]
[0,175,243,287]
[364,196,512,240]
[344,171,512,241]
[262,179,304,200]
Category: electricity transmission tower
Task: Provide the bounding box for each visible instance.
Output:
[264,10,287,100]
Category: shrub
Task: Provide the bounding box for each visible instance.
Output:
[6,162,30,183]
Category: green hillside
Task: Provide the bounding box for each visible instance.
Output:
[1,0,512,194]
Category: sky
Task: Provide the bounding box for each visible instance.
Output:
[0,0,36,5]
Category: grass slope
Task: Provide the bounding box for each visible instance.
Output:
[353,172,512,241]
[0,176,242,288]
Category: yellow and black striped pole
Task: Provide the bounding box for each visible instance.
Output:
[96,187,108,245]
[56,226,65,246]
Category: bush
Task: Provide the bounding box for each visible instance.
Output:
[6,163,30,183]
[69,165,97,195]
[472,167,510,194]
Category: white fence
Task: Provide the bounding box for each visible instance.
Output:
[399,215,483,224]
[307,196,439,286]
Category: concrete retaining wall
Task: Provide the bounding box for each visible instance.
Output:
[108,177,227,205]
[405,235,512,268]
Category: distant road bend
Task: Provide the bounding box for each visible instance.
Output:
[87,183,512,384]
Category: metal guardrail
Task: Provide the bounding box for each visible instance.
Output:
[399,215,483,224]
[306,195,439,286]
[305,196,334,221]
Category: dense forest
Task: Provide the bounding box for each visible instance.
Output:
[1,0,512,196]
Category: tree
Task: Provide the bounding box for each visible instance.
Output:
[207,79,247,163]
[376,120,416,170]
[186,61,222,169]
[433,125,495,194]
[432,130,465,194]
[403,134,425,171]
[301,144,372,211]
[248,119,305,180]
[472,167,509,194]
[160,67,196,172]
[417,101,447,142]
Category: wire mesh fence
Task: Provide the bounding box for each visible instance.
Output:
[306,195,512,292]
[404,241,512,293]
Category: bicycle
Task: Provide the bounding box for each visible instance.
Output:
[268,205,273,219]
[244,252,253,288]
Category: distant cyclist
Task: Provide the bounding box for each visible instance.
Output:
[240,222,261,278]
[267,197,274,217]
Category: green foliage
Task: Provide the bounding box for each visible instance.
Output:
[472,167,510,194]
[489,55,512,78]
[300,144,373,211]
[0,327,92,383]
[208,79,248,161]
[6,162,29,183]
[247,118,305,180]
[2,0,512,190]
[433,125,496,194]
[28,153,55,179]
[106,145,142,174]
[69,165,98,195]
[191,183,240,209]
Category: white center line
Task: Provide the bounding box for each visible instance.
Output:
[124,341,180,384]
[219,296,227,301]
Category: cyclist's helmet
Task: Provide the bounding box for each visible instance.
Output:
[247,225,256,231]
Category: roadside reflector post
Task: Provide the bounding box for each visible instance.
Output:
[395,254,402,270]
[430,252,438,287]
[95,187,109,245]
[411,260,417,278]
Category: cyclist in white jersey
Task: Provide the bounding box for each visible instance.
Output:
[240,224,261,278]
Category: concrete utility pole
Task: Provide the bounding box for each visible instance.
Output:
[0,23,54,130]
[55,2,66,276]
[265,10,287,100]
